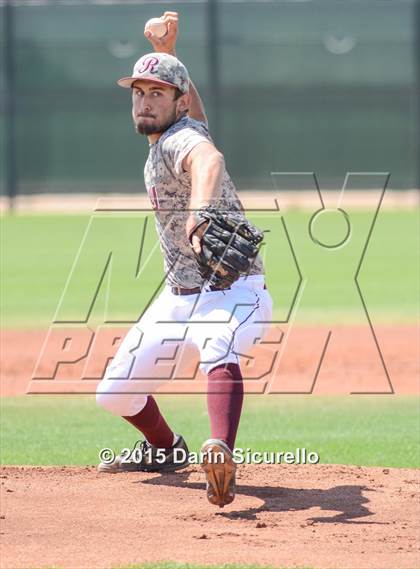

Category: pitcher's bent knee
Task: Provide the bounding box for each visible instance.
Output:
[96,379,148,417]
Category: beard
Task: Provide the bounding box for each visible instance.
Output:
[135,109,177,135]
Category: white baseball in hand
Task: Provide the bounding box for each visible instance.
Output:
[145,18,167,39]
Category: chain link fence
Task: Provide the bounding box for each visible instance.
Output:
[1,0,418,198]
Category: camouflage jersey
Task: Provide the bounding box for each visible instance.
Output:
[143,115,264,288]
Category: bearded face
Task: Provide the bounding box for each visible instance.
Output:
[131,81,187,137]
[134,106,178,135]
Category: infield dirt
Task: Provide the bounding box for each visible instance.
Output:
[2,325,419,396]
[1,463,419,569]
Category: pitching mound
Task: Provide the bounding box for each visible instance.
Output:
[1,464,418,569]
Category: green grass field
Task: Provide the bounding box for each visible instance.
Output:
[1,210,419,470]
[1,210,418,327]
[1,395,418,468]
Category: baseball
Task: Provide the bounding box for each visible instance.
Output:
[145,17,167,39]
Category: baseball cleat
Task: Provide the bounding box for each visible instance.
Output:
[200,438,236,508]
[98,435,189,473]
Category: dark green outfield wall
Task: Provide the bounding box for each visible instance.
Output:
[0,0,418,194]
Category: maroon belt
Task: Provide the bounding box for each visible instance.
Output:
[171,283,267,296]
[171,285,221,295]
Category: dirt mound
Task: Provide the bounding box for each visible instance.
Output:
[1,464,418,569]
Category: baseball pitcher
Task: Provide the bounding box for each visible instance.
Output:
[96,12,273,508]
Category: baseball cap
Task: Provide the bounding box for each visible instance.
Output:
[117,52,189,94]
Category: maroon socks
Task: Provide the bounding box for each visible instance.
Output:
[123,363,243,452]
[207,363,244,451]
[123,395,174,449]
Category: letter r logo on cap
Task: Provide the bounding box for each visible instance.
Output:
[138,56,159,74]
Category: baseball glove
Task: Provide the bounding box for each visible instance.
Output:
[188,206,264,289]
